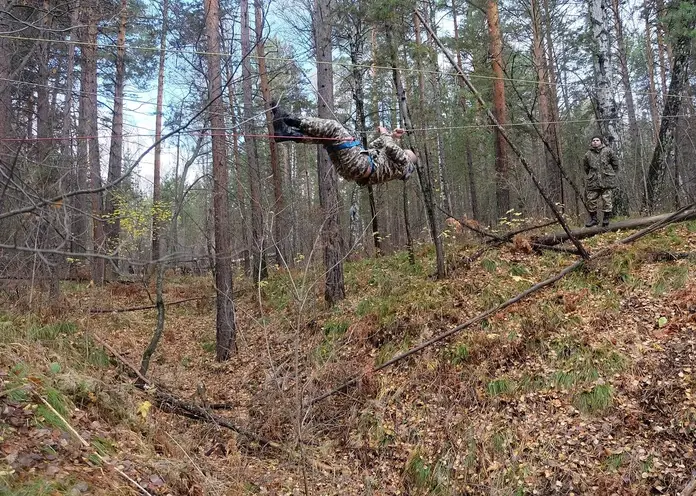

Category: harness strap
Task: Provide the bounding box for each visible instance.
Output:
[325,140,375,177]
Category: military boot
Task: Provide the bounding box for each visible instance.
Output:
[271,102,305,142]
[602,211,612,227]
[585,212,599,228]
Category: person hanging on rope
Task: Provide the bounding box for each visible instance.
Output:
[271,102,417,186]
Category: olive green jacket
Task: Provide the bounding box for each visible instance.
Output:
[583,144,619,190]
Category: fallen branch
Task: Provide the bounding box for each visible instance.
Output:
[90,333,279,449]
[89,296,208,314]
[532,209,696,246]
[308,203,696,407]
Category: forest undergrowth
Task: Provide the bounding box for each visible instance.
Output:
[1,221,696,495]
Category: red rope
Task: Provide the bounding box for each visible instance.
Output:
[0,132,355,143]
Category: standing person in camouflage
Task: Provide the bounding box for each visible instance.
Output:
[583,135,619,228]
[271,103,416,186]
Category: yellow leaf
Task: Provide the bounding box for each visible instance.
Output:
[137,401,152,419]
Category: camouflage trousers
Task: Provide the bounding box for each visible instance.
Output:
[586,188,614,213]
[297,117,373,182]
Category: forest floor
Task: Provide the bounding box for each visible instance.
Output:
[1,219,696,495]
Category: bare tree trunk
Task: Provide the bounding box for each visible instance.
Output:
[152,0,168,262]
[314,0,345,304]
[542,0,565,209]
[204,0,236,360]
[84,2,105,284]
[226,80,250,274]
[531,0,561,208]
[645,12,661,141]
[654,0,669,96]
[610,0,638,142]
[453,0,480,221]
[645,20,694,211]
[105,0,127,281]
[62,2,80,254]
[241,0,267,282]
[486,0,510,219]
[386,23,446,279]
[255,0,287,267]
[589,0,619,144]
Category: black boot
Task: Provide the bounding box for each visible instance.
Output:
[271,101,304,142]
[585,212,598,228]
[602,211,612,227]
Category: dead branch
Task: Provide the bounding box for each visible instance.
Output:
[89,296,208,313]
[90,333,280,449]
[533,209,696,246]
[308,203,696,407]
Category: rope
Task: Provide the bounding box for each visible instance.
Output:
[0,32,688,100]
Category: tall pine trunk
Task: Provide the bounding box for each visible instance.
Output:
[204,0,236,360]
[241,0,267,282]
[255,0,287,267]
[83,2,104,284]
[486,0,510,219]
[105,0,127,280]
[152,0,168,262]
[314,0,345,304]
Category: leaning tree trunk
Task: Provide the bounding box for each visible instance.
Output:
[386,23,446,279]
[314,0,345,304]
[645,15,695,212]
[204,0,236,360]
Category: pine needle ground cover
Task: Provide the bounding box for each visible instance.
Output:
[1,224,695,495]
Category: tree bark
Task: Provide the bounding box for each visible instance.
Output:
[204,0,236,360]
[485,0,510,219]
[589,0,619,144]
[531,0,561,208]
[645,15,694,211]
[105,0,128,280]
[255,0,286,267]
[386,22,445,278]
[241,0,267,282]
[645,11,662,141]
[152,0,169,262]
[83,2,105,284]
[314,0,345,304]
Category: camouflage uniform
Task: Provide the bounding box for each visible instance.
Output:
[297,117,412,186]
[583,143,619,214]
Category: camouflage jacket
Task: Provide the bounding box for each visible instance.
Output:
[297,117,409,185]
[583,144,619,190]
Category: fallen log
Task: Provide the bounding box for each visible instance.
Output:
[532,209,696,246]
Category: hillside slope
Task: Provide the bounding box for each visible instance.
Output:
[1,222,695,495]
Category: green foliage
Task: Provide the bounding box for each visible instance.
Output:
[609,249,640,283]
[28,322,77,341]
[323,319,349,337]
[0,478,77,496]
[574,384,613,413]
[92,437,116,456]
[487,379,512,397]
[604,452,625,471]
[200,340,216,354]
[652,264,689,294]
[481,258,497,273]
[403,448,452,495]
[444,343,469,365]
